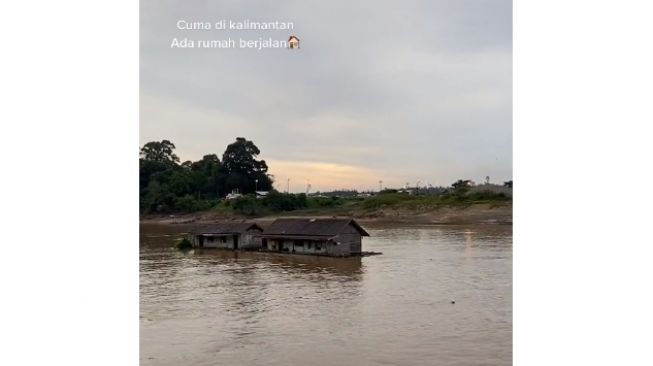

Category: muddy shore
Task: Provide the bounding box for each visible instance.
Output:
[140,203,512,226]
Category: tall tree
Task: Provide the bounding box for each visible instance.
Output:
[222,137,273,193]
[139,138,275,213]
[190,154,224,198]
[140,140,180,164]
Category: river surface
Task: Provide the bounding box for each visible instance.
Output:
[140,222,512,366]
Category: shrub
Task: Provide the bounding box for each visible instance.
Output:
[467,191,509,202]
[361,193,416,209]
[176,238,193,250]
[174,195,214,212]
[307,196,343,208]
[232,196,261,215]
[263,191,308,212]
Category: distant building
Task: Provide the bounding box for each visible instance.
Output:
[288,35,300,49]
[189,222,263,250]
[225,192,243,200]
[259,218,369,257]
[255,191,270,199]
[319,190,358,198]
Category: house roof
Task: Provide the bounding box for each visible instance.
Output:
[192,222,263,234]
[288,35,300,41]
[262,218,369,237]
[258,234,334,241]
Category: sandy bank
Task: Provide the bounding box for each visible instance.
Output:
[140,203,512,226]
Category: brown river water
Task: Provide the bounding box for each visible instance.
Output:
[140,222,512,366]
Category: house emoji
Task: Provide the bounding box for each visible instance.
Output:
[288,35,300,49]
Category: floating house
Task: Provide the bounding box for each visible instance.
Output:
[189,222,263,250]
[259,218,370,257]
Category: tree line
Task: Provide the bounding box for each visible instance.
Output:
[140,137,273,213]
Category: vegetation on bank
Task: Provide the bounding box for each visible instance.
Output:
[140,138,511,217]
[140,138,273,213]
[219,191,345,216]
[217,188,510,217]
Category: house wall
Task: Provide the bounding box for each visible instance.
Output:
[239,229,263,250]
[202,235,235,249]
[264,238,351,256]
[333,233,361,254]
[189,234,199,248]
[333,223,362,254]
[287,240,329,255]
[190,228,263,250]
[267,239,279,251]
[324,240,350,257]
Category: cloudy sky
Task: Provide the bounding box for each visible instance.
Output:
[140,0,512,193]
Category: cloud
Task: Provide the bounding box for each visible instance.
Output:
[140,0,512,190]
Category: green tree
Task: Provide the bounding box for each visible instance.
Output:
[190,154,225,198]
[140,140,180,164]
[452,179,472,190]
[139,140,187,212]
[451,179,472,196]
[222,137,273,194]
[139,138,275,213]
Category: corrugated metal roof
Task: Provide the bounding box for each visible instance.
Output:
[191,222,263,234]
[263,218,369,237]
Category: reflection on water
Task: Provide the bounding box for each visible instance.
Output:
[140,222,512,366]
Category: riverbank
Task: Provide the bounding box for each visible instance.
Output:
[140,202,512,226]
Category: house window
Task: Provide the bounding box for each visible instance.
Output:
[294,240,304,247]
[207,236,214,242]
[307,242,312,249]
[220,237,227,243]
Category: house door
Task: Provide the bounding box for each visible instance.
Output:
[233,235,239,249]
[198,236,204,248]
[262,238,268,250]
